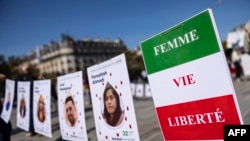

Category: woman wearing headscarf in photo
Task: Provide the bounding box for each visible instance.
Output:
[103,82,124,127]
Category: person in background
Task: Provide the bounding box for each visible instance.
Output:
[83,77,91,105]
[0,73,12,141]
[0,74,6,100]
[13,64,24,107]
[231,47,243,82]
[37,74,45,80]
[38,73,57,111]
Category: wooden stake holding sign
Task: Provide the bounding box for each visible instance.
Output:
[140,8,243,140]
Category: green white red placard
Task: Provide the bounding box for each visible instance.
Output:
[140,8,243,140]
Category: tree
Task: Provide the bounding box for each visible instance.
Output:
[0,54,10,77]
[6,55,23,79]
[125,49,146,82]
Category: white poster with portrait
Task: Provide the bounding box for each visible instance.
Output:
[33,79,52,138]
[87,53,140,141]
[16,81,30,131]
[1,79,15,123]
[57,71,88,141]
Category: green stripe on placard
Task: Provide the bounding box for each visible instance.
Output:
[140,9,220,75]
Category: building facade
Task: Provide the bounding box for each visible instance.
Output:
[226,20,250,53]
[23,35,127,75]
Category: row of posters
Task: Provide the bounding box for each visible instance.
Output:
[1,54,140,141]
[1,79,53,138]
[1,8,244,141]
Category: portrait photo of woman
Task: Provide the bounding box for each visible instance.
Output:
[37,95,46,123]
[19,97,26,118]
[102,82,124,127]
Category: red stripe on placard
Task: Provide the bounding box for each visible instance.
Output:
[156,95,241,140]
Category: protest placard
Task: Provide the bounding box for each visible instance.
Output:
[16,81,30,131]
[33,79,52,138]
[87,54,140,141]
[57,71,88,141]
[1,79,15,123]
[140,8,243,140]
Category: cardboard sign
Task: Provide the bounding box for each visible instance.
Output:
[140,8,243,140]
[1,79,15,123]
[33,79,52,138]
[87,54,140,141]
[57,71,88,141]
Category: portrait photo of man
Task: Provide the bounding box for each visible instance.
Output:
[64,95,78,127]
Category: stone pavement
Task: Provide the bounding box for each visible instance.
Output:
[8,76,250,141]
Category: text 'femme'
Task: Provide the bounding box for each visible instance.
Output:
[153,29,199,56]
